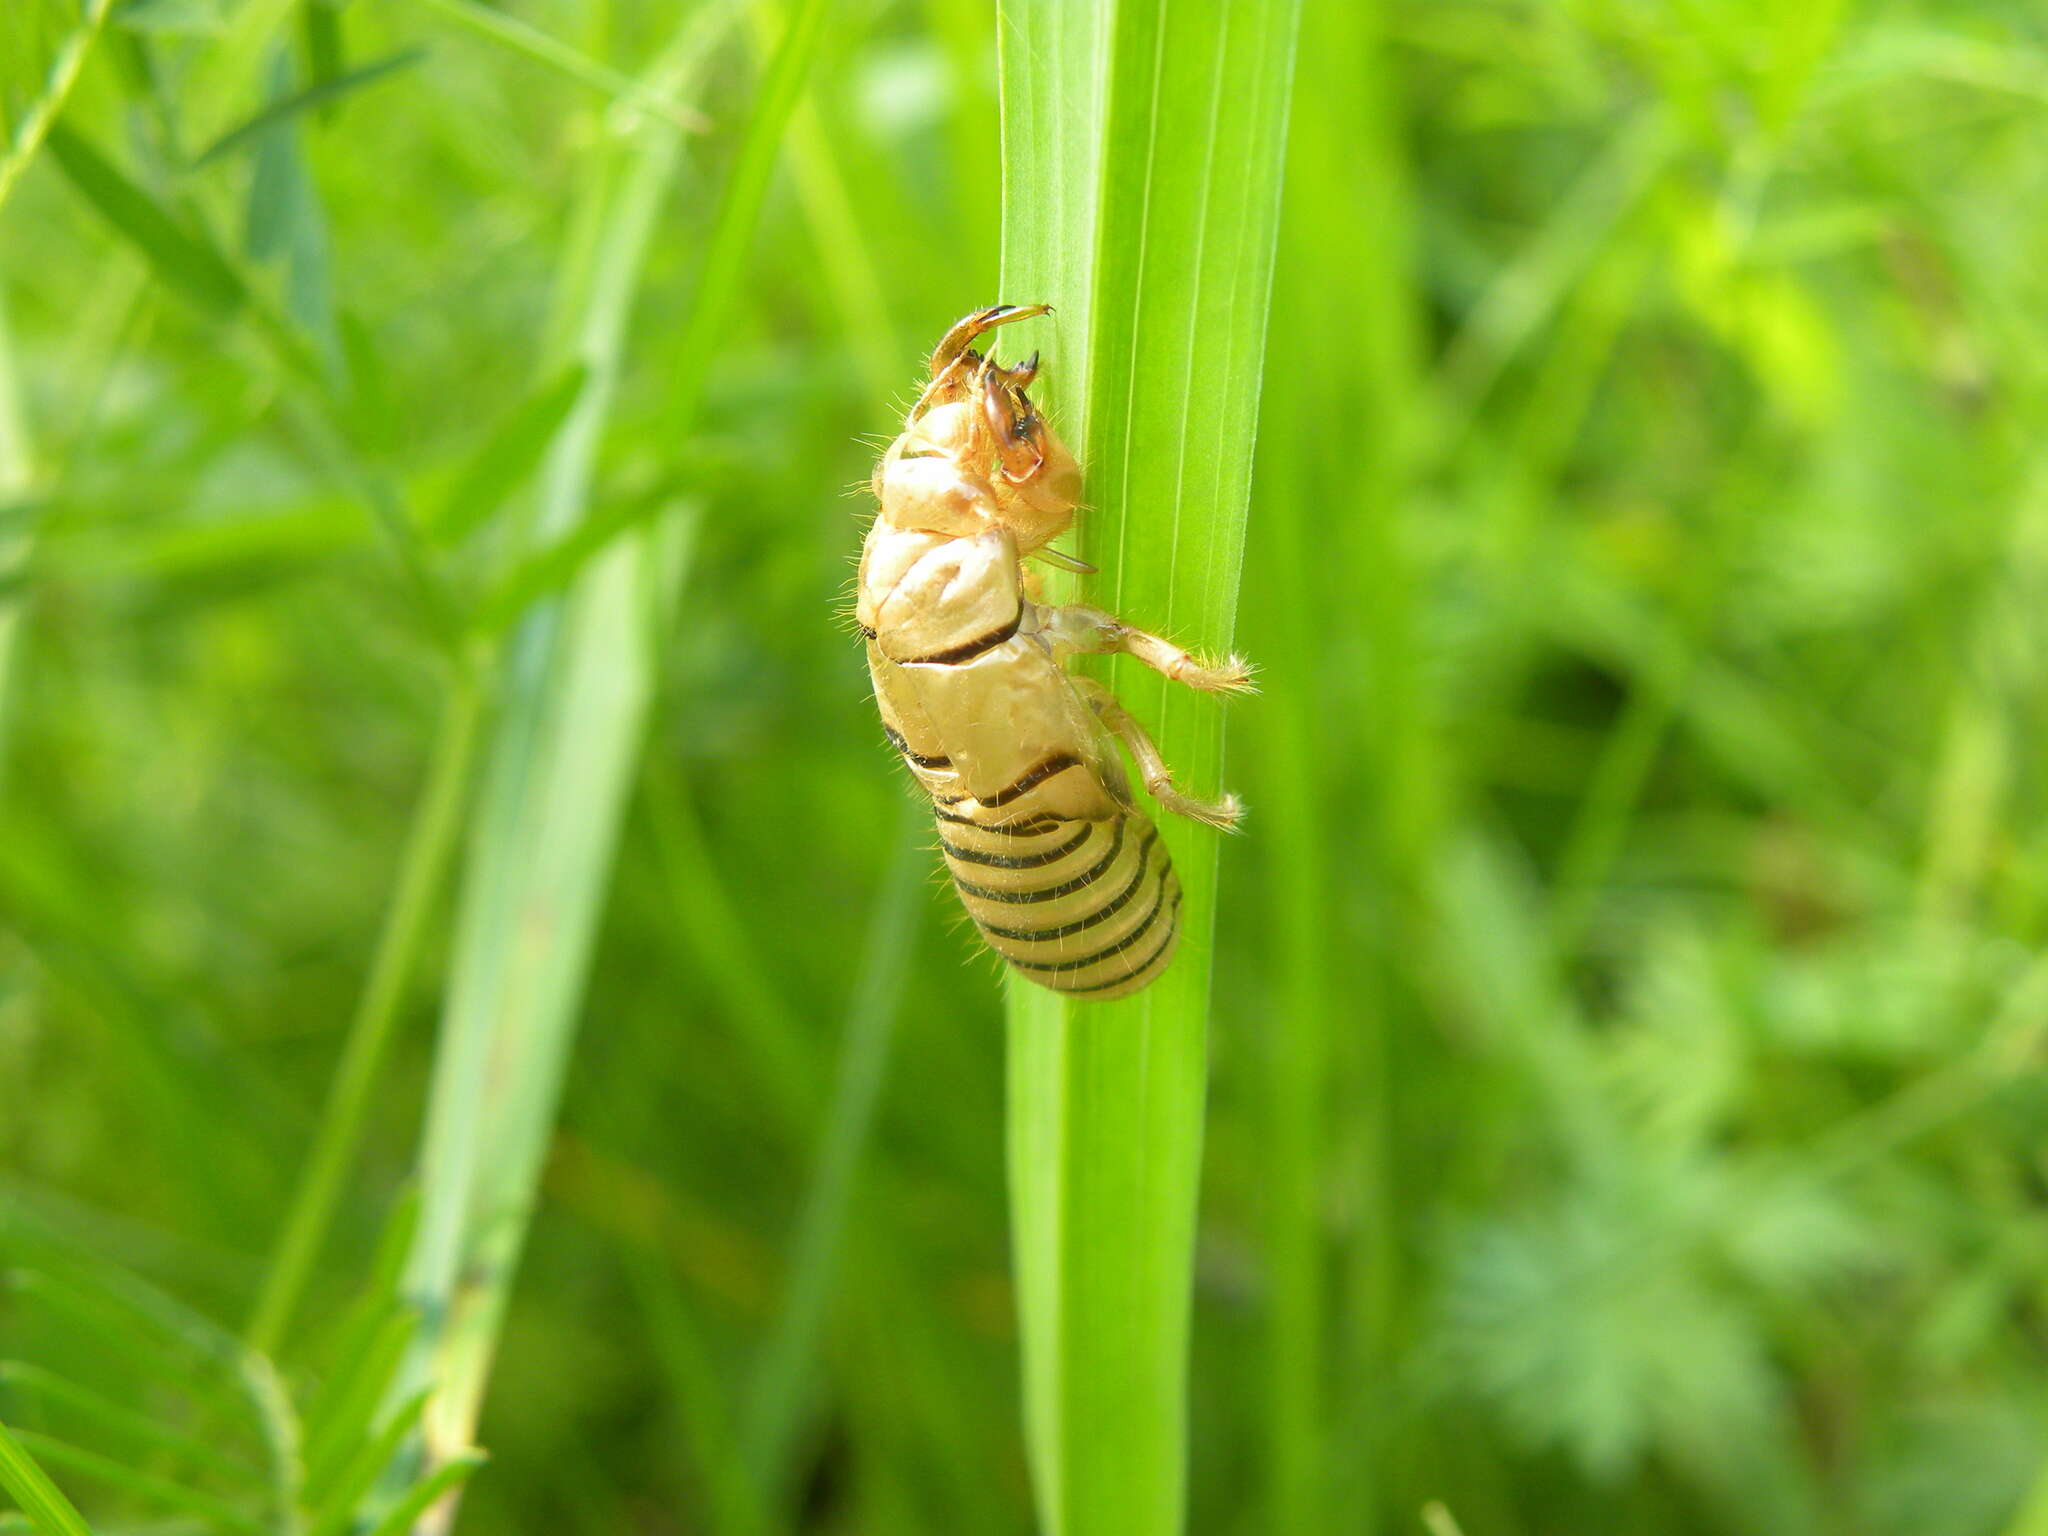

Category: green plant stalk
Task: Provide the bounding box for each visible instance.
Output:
[360,1453,485,1536]
[393,0,832,1478]
[0,0,114,217]
[246,665,487,1356]
[997,2,1299,1532]
[0,291,31,771]
[0,1420,92,1536]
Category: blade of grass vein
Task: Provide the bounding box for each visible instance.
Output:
[998,2,1298,1533]
[740,809,923,1507]
[244,666,487,1356]
[0,1419,92,1536]
[996,4,1113,1519]
[395,0,831,1486]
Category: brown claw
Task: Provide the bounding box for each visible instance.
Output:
[928,303,1053,376]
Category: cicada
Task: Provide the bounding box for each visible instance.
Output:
[856,305,1251,1000]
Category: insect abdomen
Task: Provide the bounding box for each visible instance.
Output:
[937,810,1182,1000]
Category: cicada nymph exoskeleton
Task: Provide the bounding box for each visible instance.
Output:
[855,305,1251,1000]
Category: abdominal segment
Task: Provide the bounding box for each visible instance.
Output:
[935,805,1181,1000]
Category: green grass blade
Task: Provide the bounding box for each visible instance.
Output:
[997,2,1299,1533]
[301,1,343,103]
[188,47,423,168]
[0,0,112,218]
[0,1363,264,1489]
[424,365,590,546]
[0,1420,92,1536]
[245,675,485,1357]
[41,125,246,317]
[305,1392,430,1536]
[301,1306,417,1493]
[357,1450,484,1536]
[0,293,32,767]
[2,1430,258,1535]
[395,0,829,1473]
[395,120,686,1479]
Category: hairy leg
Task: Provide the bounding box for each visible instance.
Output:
[1071,677,1244,831]
[1041,603,1255,694]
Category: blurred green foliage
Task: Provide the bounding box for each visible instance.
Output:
[2,0,2048,1533]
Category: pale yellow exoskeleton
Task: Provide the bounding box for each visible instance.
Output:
[856,305,1251,1000]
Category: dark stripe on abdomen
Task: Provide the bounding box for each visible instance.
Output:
[940,822,1093,869]
[943,810,1181,1000]
[883,723,951,771]
[935,806,1068,835]
[896,610,1022,666]
[975,826,1158,940]
[935,752,1084,811]
[1054,897,1181,995]
[951,818,1125,905]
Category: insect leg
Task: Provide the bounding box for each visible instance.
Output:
[927,303,1053,376]
[1071,678,1244,832]
[1041,604,1256,694]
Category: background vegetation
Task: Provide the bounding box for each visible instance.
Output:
[4,0,2048,1533]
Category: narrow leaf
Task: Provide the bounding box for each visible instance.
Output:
[3,1430,257,1534]
[0,0,114,219]
[0,1363,264,1488]
[425,363,590,546]
[0,1420,92,1536]
[304,1391,429,1536]
[301,1,344,107]
[190,47,423,168]
[998,3,1300,1536]
[42,124,245,316]
[358,1450,484,1536]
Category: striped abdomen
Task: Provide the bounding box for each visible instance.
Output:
[936,804,1181,1000]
